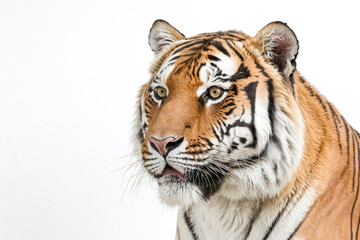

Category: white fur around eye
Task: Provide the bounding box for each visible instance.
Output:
[150,84,169,106]
[197,63,232,106]
[205,89,228,106]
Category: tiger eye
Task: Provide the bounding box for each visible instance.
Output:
[156,86,167,99]
[208,86,223,99]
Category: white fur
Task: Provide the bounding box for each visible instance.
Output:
[178,187,315,240]
[197,61,233,106]
[213,52,237,76]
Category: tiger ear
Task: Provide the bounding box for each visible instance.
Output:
[149,19,185,55]
[254,21,299,78]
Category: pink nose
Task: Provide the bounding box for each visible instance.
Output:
[149,137,183,157]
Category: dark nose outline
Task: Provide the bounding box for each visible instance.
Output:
[149,137,184,157]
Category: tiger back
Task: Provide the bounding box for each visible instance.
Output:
[134,20,360,239]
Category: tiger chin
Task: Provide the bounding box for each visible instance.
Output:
[133,20,360,240]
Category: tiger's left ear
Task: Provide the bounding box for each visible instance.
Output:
[148,20,185,55]
[253,21,299,78]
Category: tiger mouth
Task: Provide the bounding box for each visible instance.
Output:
[161,165,187,180]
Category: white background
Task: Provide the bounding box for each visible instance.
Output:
[1,0,359,239]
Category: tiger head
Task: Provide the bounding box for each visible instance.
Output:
[134,20,305,207]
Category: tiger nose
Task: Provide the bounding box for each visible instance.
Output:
[149,136,184,157]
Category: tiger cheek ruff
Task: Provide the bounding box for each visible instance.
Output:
[133,20,360,239]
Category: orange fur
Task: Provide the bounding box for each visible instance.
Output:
[289,71,360,239]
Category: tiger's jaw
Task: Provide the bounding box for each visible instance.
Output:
[150,158,227,207]
[152,164,202,207]
[157,173,203,207]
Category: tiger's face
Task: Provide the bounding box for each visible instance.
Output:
[135,20,305,207]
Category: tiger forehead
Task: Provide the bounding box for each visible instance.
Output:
[150,30,250,77]
[154,32,250,87]
[172,31,248,58]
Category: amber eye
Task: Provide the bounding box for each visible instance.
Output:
[154,86,167,100]
[208,86,224,99]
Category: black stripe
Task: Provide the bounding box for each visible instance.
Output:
[229,144,268,169]
[212,40,230,57]
[211,125,222,142]
[262,212,282,240]
[184,211,199,240]
[244,81,259,148]
[186,143,207,149]
[289,72,296,96]
[142,150,151,155]
[328,102,342,152]
[353,132,357,191]
[169,55,181,62]
[225,40,244,61]
[244,208,261,240]
[231,84,238,95]
[170,157,209,163]
[209,62,219,69]
[183,150,209,155]
[299,78,329,119]
[188,46,204,52]
[340,115,350,178]
[147,163,162,172]
[224,33,239,39]
[261,168,270,184]
[231,63,250,81]
[255,61,270,78]
[207,54,221,61]
[267,80,275,139]
[196,63,206,78]
[224,107,236,116]
[143,157,158,162]
[285,194,310,240]
[341,115,350,156]
[265,185,311,240]
[230,141,239,150]
[172,40,204,55]
[224,32,244,40]
[221,101,236,109]
[216,120,226,138]
[262,198,293,240]
[144,99,153,110]
[222,118,250,134]
[199,136,214,147]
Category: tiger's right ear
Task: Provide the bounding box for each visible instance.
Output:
[148,20,185,55]
[253,21,299,79]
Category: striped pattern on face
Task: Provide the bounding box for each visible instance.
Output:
[137,30,303,205]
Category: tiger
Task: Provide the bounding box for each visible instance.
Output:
[133,19,360,240]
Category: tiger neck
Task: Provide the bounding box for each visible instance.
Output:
[176,71,355,240]
[288,71,359,238]
[292,70,352,197]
